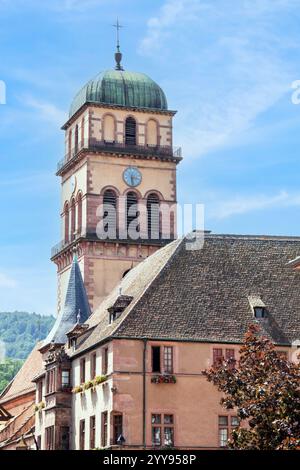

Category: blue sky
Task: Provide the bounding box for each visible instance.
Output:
[0,0,300,315]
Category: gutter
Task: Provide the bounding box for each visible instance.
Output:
[142,338,147,449]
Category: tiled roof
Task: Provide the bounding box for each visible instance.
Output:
[72,234,300,356]
[42,256,91,348]
[0,342,43,404]
[71,239,182,355]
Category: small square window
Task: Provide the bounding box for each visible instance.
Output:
[152,414,161,424]
[231,416,239,427]
[164,414,173,425]
[218,416,228,426]
[254,307,265,318]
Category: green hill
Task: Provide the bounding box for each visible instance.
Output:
[0,311,55,394]
[0,311,55,360]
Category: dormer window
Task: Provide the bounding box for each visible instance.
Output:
[248,295,266,320]
[254,307,266,319]
[108,294,133,323]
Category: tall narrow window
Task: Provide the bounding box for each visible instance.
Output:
[46,368,56,394]
[81,117,85,147]
[71,198,76,241]
[74,124,79,154]
[218,416,228,448]
[64,202,69,243]
[225,349,236,369]
[101,412,108,448]
[45,426,55,450]
[164,346,173,374]
[102,347,108,375]
[61,370,70,389]
[126,191,138,238]
[38,380,43,402]
[103,190,117,238]
[80,358,86,384]
[90,416,96,450]
[113,414,123,445]
[125,117,136,145]
[90,353,97,380]
[68,130,72,160]
[152,346,161,373]
[79,419,85,450]
[218,416,239,448]
[147,193,160,240]
[213,348,223,367]
[77,193,82,235]
[60,426,69,451]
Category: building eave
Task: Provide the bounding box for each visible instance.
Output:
[62,102,177,130]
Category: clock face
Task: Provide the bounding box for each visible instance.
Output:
[123,167,142,187]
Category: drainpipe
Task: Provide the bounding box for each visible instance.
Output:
[142,338,147,449]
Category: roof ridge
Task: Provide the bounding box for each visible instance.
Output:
[204,232,300,241]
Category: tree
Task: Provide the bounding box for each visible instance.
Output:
[202,325,300,450]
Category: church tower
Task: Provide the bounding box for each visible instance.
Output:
[51,44,182,314]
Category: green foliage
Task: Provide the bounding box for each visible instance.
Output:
[203,325,300,450]
[0,311,55,359]
[0,358,24,393]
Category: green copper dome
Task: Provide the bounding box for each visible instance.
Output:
[69,69,168,118]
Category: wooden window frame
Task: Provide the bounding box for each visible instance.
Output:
[101,411,108,448]
[163,346,173,374]
[102,347,108,376]
[79,419,85,450]
[90,353,97,380]
[90,416,96,450]
[151,413,174,447]
[218,415,239,448]
[45,425,55,450]
[113,414,123,445]
[80,358,86,384]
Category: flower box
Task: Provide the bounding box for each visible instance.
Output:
[151,374,177,384]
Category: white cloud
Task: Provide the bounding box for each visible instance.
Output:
[209,190,300,219]
[0,272,17,288]
[21,96,67,126]
[140,0,299,158]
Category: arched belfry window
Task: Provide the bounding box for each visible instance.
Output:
[71,198,76,241]
[74,124,79,154]
[126,191,139,238]
[147,193,160,240]
[77,193,82,235]
[103,189,117,238]
[64,202,69,243]
[125,117,136,146]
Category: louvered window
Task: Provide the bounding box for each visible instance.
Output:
[103,190,117,238]
[126,191,139,238]
[147,193,160,240]
[125,117,136,145]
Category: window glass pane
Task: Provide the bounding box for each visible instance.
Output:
[218,416,228,426]
[152,427,161,446]
[164,414,173,424]
[231,416,239,427]
[164,347,173,374]
[152,347,161,373]
[164,427,174,446]
[62,370,69,386]
[219,428,228,447]
[152,414,161,424]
